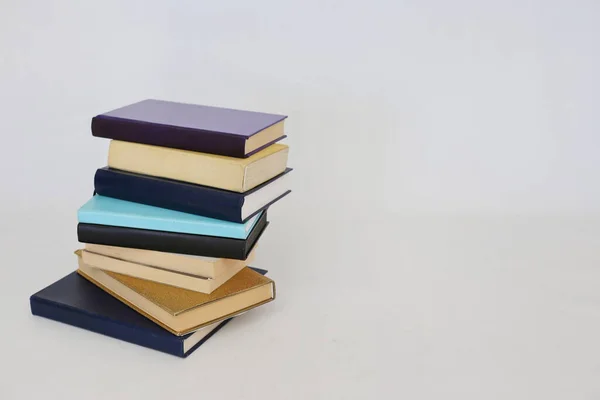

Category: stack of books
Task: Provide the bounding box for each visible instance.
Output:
[30,99,292,357]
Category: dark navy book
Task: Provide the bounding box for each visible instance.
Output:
[94,167,292,223]
[91,99,287,158]
[30,268,267,358]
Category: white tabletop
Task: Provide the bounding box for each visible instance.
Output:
[5,210,600,399]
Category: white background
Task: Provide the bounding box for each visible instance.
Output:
[1,1,599,399]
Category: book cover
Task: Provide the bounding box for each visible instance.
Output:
[30,268,267,358]
[108,141,289,192]
[77,210,268,259]
[92,99,287,158]
[83,244,256,279]
[79,249,245,293]
[78,195,260,239]
[94,167,292,223]
[78,261,276,336]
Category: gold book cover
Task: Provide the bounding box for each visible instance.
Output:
[77,256,275,336]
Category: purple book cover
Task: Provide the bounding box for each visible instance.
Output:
[91,99,287,158]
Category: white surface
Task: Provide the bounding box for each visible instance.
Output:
[1,1,600,399]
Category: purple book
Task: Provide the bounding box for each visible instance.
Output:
[91,99,287,158]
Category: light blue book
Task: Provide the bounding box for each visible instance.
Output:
[77,195,260,239]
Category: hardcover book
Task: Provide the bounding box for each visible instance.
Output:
[94,167,292,223]
[77,210,268,259]
[84,243,255,279]
[78,195,260,239]
[77,259,276,336]
[108,141,289,193]
[30,268,268,357]
[92,99,287,158]
[79,249,247,293]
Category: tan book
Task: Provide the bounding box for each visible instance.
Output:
[108,140,289,192]
[78,250,245,293]
[84,243,255,279]
[77,257,275,336]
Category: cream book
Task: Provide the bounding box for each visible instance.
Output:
[108,140,289,192]
[84,243,255,279]
[78,250,245,293]
[77,257,275,336]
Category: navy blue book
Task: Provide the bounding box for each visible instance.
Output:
[94,167,292,223]
[30,268,267,358]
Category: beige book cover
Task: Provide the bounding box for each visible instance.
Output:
[77,257,275,336]
[84,243,255,279]
[78,250,245,293]
[108,141,289,192]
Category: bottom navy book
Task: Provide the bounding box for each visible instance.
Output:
[30,268,267,358]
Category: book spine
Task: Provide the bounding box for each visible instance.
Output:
[91,116,247,158]
[30,297,184,357]
[94,169,245,223]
